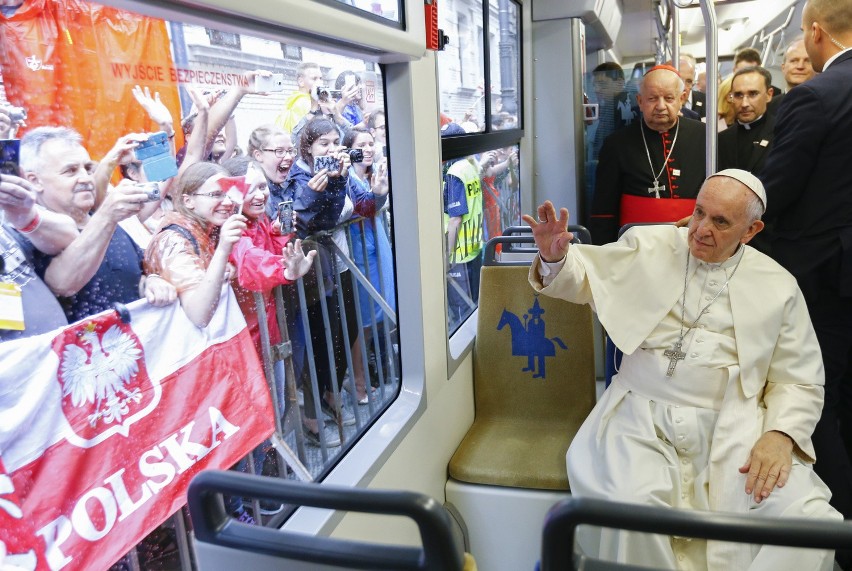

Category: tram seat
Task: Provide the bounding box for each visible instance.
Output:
[539,496,852,571]
[446,232,597,571]
[188,470,477,571]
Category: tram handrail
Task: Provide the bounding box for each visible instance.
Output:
[540,496,852,571]
[700,0,718,175]
[188,470,466,571]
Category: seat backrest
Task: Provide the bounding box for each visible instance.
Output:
[540,497,852,571]
[473,235,596,420]
[188,470,467,571]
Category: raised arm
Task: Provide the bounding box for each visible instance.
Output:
[178,214,246,327]
[44,180,148,296]
[204,70,268,157]
[92,132,149,209]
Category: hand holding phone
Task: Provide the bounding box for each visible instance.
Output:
[313,155,339,174]
[255,73,285,92]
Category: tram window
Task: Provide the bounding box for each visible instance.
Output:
[0,1,399,567]
[438,0,522,338]
[488,0,521,130]
[443,145,520,335]
[330,0,402,24]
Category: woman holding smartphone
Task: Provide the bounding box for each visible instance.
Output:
[277,117,359,442]
[143,161,246,328]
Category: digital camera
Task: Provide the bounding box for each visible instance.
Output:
[139,182,161,202]
[315,86,342,100]
[313,155,339,173]
[134,131,178,182]
[344,148,364,163]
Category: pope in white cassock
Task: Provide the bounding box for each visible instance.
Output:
[524,169,842,571]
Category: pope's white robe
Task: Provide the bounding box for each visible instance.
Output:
[529,225,841,570]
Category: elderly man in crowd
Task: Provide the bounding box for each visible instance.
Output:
[589,64,705,244]
[20,126,175,323]
[525,170,841,570]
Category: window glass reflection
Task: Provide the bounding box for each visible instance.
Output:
[332,0,401,22]
[489,0,520,130]
[438,1,486,131]
[443,145,520,333]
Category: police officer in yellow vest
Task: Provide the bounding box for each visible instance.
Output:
[442,123,484,329]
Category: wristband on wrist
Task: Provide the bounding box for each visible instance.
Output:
[17,210,42,234]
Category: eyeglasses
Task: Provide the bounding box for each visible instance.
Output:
[729,90,766,102]
[192,191,228,200]
[262,148,297,158]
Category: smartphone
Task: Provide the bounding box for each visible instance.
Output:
[255,73,285,92]
[277,200,294,234]
[0,139,20,176]
[315,86,342,101]
[314,155,338,173]
[134,131,178,182]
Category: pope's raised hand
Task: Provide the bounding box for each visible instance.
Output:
[521,201,574,263]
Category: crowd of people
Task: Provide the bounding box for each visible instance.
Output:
[0,65,398,524]
[555,0,852,568]
[440,119,520,331]
[583,34,816,243]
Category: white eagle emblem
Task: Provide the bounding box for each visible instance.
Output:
[24,55,42,71]
[60,324,143,427]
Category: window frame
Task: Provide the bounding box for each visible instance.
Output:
[440,0,524,375]
[37,0,434,541]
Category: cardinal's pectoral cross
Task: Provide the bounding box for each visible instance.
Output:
[664,341,686,377]
[648,179,664,199]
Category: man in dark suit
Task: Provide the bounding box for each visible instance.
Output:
[678,54,706,120]
[759,0,852,550]
[718,66,775,175]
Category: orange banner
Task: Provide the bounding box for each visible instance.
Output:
[0,0,184,160]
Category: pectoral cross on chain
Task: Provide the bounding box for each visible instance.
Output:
[664,341,686,377]
[648,179,664,198]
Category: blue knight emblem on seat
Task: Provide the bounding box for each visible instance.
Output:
[497,297,567,379]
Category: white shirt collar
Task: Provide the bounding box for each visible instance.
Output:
[823,47,852,71]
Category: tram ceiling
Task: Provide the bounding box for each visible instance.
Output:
[616,0,799,60]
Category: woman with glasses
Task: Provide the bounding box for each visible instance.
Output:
[247,124,297,210]
[143,161,247,327]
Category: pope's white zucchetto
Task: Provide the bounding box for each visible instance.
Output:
[707,168,767,212]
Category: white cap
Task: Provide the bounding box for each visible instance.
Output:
[707,168,767,212]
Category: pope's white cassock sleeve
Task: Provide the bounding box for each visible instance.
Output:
[529,225,841,571]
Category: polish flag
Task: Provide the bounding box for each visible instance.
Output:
[0,289,274,570]
[217,176,251,213]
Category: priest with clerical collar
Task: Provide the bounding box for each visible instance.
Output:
[589,64,705,245]
[718,66,776,176]
[525,170,842,571]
